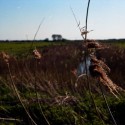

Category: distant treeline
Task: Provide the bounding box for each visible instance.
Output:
[0,38,69,43]
[0,39,125,43]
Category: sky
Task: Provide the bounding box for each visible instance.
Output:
[0,0,125,40]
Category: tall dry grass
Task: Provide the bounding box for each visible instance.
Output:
[0,41,125,124]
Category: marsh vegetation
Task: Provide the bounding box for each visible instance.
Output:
[0,40,125,125]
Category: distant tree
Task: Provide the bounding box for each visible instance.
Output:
[57,35,62,40]
[44,38,49,42]
[52,34,56,41]
[52,34,62,41]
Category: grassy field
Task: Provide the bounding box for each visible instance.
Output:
[104,39,125,48]
[0,41,125,125]
[0,41,65,57]
[112,42,125,48]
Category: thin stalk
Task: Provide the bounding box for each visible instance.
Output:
[0,117,22,122]
[98,81,118,125]
[27,18,45,57]
[71,1,104,124]
[33,18,45,41]
[7,63,37,125]
[70,7,84,40]
[85,0,91,40]
[84,0,105,124]
[34,59,51,125]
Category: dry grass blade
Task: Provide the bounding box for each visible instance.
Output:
[75,74,86,87]
[0,117,22,122]
[27,18,45,57]
[70,7,85,39]
[53,94,78,106]
[7,63,38,125]
[33,58,51,125]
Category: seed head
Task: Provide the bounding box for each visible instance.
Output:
[33,48,41,59]
[90,56,110,73]
[89,61,124,98]
[0,51,10,64]
[87,41,101,49]
[81,28,93,36]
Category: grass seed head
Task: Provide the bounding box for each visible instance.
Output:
[89,59,124,98]
[87,41,101,49]
[33,48,41,59]
[0,51,10,64]
[81,29,93,36]
[90,56,110,73]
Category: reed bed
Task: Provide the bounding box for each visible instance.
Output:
[0,41,125,124]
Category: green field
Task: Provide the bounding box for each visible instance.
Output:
[104,39,125,48]
[0,41,64,57]
[113,42,125,48]
[0,40,125,56]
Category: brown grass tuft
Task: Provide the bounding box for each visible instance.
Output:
[89,56,124,98]
[90,56,110,73]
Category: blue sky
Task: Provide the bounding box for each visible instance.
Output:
[0,0,125,40]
